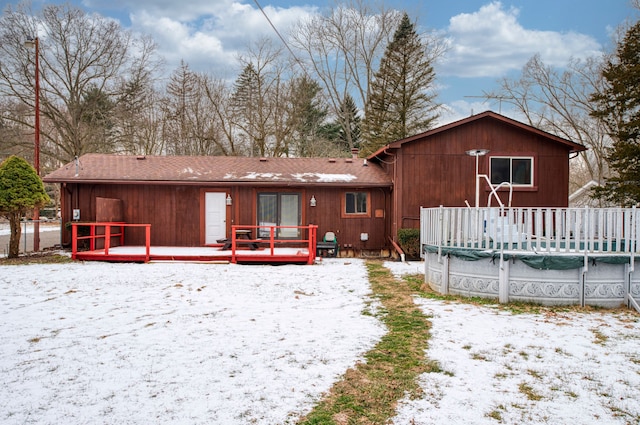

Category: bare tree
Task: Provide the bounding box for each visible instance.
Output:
[0,2,158,167]
[289,0,402,150]
[232,38,290,157]
[111,35,164,155]
[485,55,611,200]
[200,74,241,156]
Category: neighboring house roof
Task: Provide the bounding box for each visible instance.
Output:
[569,180,602,207]
[367,110,588,159]
[43,153,392,187]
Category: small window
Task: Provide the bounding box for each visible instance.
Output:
[490,157,533,186]
[344,192,370,217]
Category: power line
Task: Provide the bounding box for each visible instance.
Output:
[464,94,510,114]
[251,0,309,78]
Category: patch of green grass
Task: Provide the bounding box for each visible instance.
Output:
[565,390,579,399]
[0,252,72,265]
[519,382,543,401]
[471,352,490,361]
[486,406,504,421]
[591,328,609,345]
[527,369,543,380]
[298,261,434,425]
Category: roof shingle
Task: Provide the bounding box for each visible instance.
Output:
[43,154,392,187]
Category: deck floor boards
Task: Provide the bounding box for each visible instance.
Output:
[73,246,313,264]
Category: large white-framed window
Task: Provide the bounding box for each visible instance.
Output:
[490,156,533,186]
[342,191,370,218]
[257,192,301,239]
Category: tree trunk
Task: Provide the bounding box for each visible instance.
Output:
[8,212,22,258]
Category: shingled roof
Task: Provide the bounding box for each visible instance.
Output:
[43,154,392,187]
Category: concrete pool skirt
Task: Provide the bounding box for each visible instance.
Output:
[424,246,640,308]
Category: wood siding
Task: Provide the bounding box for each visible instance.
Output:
[389,118,573,235]
[59,183,392,251]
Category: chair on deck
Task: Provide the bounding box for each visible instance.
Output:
[316,231,338,257]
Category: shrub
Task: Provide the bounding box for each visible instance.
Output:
[398,228,420,259]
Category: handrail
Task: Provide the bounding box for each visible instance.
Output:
[71,222,151,262]
[230,224,318,265]
[421,206,640,256]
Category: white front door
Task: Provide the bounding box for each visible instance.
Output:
[205,192,227,244]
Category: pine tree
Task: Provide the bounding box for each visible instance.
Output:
[361,12,439,156]
[286,76,328,157]
[231,63,264,156]
[164,62,200,155]
[591,20,640,205]
[336,94,361,153]
[319,94,361,155]
[0,156,50,258]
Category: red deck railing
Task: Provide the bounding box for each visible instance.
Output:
[230,224,318,265]
[71,222,151,261]
[70,222,318,264]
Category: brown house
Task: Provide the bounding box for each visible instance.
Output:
[367,111,586,239]
[44,111,586,255]
[44,153,393,253]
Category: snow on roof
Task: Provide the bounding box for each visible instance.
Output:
[44,154,391,187]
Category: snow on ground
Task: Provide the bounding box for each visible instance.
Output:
[385,261,640,425]
[0,259,384,424]
[1,257,639,424]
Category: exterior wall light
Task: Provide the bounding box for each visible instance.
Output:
[310,196,317,207]
[466,149,490,208]
[226,194,232,205]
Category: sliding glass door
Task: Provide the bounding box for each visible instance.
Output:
[257,192,301,238]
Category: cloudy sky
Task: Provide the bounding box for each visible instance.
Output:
[7,0,638,122]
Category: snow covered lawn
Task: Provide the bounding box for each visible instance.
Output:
[386,262,640,425]
[1,258,639,424]
[0,259,384,424]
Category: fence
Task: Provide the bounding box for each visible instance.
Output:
[421,206,640,256]
[421,206,640,311]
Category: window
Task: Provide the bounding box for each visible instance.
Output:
[343,191,370,217]
[257,192,301,238]
[490,157,533,186]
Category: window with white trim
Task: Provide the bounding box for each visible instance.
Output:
[490,157,533,186]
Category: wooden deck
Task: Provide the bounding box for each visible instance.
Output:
[73,245,314,264]
[71,223,319,264]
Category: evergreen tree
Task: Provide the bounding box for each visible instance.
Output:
[0,156,49,258]
[337,94,361,153]
[361,12,439,156]
[287,76,328,157]
[319,94,361,155]
[163,62,200,155]
[81,86,115,152]
[591,20,640,205]
[231,63,264,156]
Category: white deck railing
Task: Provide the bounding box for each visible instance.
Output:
[420,206,640,256]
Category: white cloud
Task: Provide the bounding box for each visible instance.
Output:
[107,0,314,76]
[439,1,602,78]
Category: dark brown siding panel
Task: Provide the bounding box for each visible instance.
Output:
[388,116,574,234]
[62,183,392,250]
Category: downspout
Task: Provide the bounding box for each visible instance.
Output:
[389,148,399,245]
